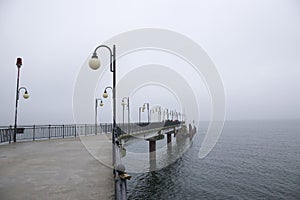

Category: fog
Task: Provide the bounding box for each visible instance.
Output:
[0,0,299,125]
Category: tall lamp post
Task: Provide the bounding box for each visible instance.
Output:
[174,111,178,121]
[138,107,143,124]
[95,98,104,135]
[121,97,130,125]
[163,108,169,121]
[89,45,117,168]
[13,58,30,142]
[142,103,150,123]
[170,110,175,121]
[121,97,130,134]
[178,112,181,122]
[156,106,162,122]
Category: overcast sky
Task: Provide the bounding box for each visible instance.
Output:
[0,0,299,126]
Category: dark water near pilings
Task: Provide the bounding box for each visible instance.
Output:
[126,120,300,200]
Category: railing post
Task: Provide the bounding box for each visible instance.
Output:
[33,125,35,141]
[9,125,12,143]
[74,125,77,138]
[48,125,51,139]
[85,124,87,136]
[62,125,65,138]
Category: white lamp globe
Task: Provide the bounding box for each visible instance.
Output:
[23,93,29,99]
[103,92,108,98]
[89,57,101,70]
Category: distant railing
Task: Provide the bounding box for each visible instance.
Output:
[0,124,113,143]
[116,120,182,135]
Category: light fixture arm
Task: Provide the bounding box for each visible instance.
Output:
[17,87,28,100]
[104,86,113,93]
[93,45,115,72]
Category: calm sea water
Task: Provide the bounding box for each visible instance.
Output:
[126,120,300,200]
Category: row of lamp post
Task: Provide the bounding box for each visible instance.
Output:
[95,97,183,128]
[138,103,150,123]
[88,44,184,175]
[151,106,183,122]
[88,44,117,172]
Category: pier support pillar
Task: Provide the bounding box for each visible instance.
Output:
[149,140,156,170]
[167,133,172,144]
[149,140,156,159]
[167,133,172,152]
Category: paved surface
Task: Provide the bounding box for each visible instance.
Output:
[0,134,113,200]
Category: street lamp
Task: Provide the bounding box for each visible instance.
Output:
[151,108,155,122]
[95,98,104,135]
[121,97,130,125]
[89,44,117,168]
[178,112,181,122]
[103,86,112,99]
[174,111,178,121]
[150,106,161,122]
[13,57,30,143]
[170,111,174,121]
[155,106,162,122]
[138,107,143,124]
[142,103,150,123]
[170,110,176,121]
[163,108,169,121]
[102,86,116,134]
[121,97,130,134]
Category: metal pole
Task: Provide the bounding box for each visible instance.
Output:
[48,124,51,139]
[95,98,97,135]
[85,124,87,136]
[159,108,161,122]
[122,103,125,125]
[33,125,35,141]
[112,45,116,169]
[139,107,142,124]
[147,104,150,123]
[13,66,21,142]
[127,98,130,134]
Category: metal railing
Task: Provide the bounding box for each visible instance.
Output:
[0,121,183,144]
[116,120,182,135]
[0,124,113,143]
[0,121,184,200]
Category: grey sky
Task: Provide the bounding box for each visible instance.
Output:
[0,0,299,126]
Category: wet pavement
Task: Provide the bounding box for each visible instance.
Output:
[0,134,113,200]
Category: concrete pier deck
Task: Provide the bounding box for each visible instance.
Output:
[0,134,113,200]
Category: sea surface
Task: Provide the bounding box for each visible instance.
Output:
[126,120,300,200]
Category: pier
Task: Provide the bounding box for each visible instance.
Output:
[0,121,195,199]
[0,134,113,199]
